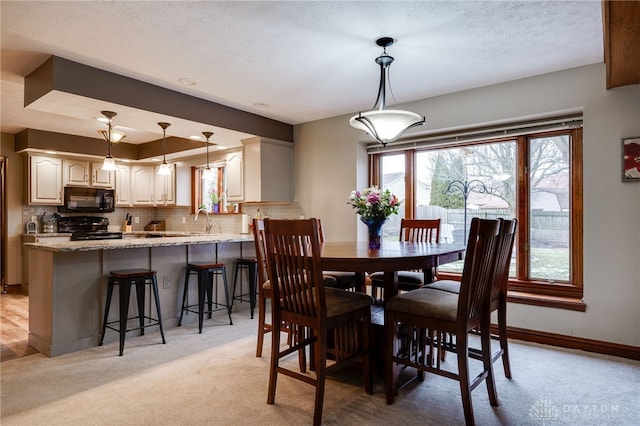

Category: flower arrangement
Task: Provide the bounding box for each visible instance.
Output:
[209,190,219,205]
[347,186,401,221]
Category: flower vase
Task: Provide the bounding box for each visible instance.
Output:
[213,204,220,214]
[361,217,387,249]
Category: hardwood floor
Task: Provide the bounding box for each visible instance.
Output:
[1,286,37,362]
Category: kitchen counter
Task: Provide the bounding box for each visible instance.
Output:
[25,233,254,252]
[26,232,256,357]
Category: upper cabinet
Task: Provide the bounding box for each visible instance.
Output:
[91,161,115,188]
[28,155,63,205]
[115,164,132,206]
[63,159,114,189]
[154,165,176,206]
[226,151,243,202]
[63,159,90,186]
[130,165,155,206]
[243,138,293,202]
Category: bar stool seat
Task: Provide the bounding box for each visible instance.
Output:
[179,261,233,333]
[99,268,166,356]
[231,258,258,318]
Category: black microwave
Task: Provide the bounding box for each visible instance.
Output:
[58,187,115,213]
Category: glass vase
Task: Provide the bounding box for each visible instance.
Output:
[361,217,388,249]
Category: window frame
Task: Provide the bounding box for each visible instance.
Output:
[370,127,583,307]
[190,165,225,215]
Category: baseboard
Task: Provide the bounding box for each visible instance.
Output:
[493,325,640,361]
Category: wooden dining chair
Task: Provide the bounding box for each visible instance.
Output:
[426,218,517,378]
[253,218,338,360]
[370,218,441,300]
[264,218,373,426]
[384,218,501,426]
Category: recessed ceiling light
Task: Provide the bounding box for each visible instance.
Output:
[215,145,227,149]
[178,78,196,86]
[45,150,57,155]
[121,159,131,163]
[189,135,204,140]
[152,158,162,162]
[253,102,269,108]
[97,117,109,123]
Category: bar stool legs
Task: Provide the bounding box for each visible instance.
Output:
[99,269,166,356]
[231,258,258,318]
[179,262,233,333]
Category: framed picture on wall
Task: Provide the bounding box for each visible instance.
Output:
[622,136,640,182]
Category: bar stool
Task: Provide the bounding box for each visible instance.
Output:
[178,261,233,333]
[231,258,258,318]
[99,269,167,356]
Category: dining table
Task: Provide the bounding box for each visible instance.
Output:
[320,240,466,303]
[320,240,466,386]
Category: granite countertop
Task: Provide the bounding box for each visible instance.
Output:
[25,233,254,253]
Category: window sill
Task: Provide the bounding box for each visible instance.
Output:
[507,291,586,312]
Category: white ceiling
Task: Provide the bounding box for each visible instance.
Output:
[1,1,603,157]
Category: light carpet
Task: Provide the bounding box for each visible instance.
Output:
[1,310,639,425]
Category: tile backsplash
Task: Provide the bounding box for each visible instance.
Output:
[22,202,305,234]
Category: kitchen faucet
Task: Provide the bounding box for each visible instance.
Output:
[194,208,213,234]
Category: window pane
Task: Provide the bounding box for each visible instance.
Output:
[199,169,220,212]
[381,154,405,240]
[415,142,516,273]
[529,135,570,281]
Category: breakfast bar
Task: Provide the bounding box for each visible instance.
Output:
[26,234,254,357]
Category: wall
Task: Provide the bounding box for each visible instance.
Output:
[0,133,23,285]
[293,63,640,347]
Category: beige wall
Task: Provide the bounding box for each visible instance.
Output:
[293,63,640,347]
[1,133,24,285]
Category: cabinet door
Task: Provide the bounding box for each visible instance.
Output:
[154,165,175,206]
[91,162,115,188]
[226,152,243,201]
[131,166,155,205]
[64,159,90,186]
[115,164,132,206]
[29,156,63,204]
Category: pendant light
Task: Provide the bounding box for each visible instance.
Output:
[157,122,172,175]
[98,111,126,171]
[201,131,214,179]
[349,37,425,146]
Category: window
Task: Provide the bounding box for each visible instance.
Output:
[370,125,583,304]
[191,165,225,214]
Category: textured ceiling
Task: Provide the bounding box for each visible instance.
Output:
[1,1,603,155]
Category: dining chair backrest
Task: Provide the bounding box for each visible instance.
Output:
[400,218,441,243]
[456,217,501,324]
[264,218,326,320]
[252,218,268,286]
[490,218,517,304]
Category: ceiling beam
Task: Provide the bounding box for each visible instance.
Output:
[602,0,640,89]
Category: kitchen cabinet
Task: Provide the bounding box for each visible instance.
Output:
[154,165,176,206]
[63,159,90,186]
[91,161,115,188]
[243,138,293,202]
[226,151,243,201]
[28,155,63,205]
[115,164,132,206]
[131,165,155,205]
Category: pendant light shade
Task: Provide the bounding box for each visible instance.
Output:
[157,122,172,176]
[349,37,425,146]
[98,110,125,171]
[201,131,214,179]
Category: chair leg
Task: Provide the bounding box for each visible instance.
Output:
[362,312,373,395]
[178,269,190,326]
[456,332,474,426]
[118,280,132,357]
[267,313,282,405]
[481,320,498,407]
[150,275,166,344]
[248,263,257,319]
[385,312,398,405]
[313,328,327,426]
[197,271,206,334]
[256,291,267,357]
[99,278,114,346]
[220,268,233,325]
[135,280,145,335]
[498,301,512,378]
